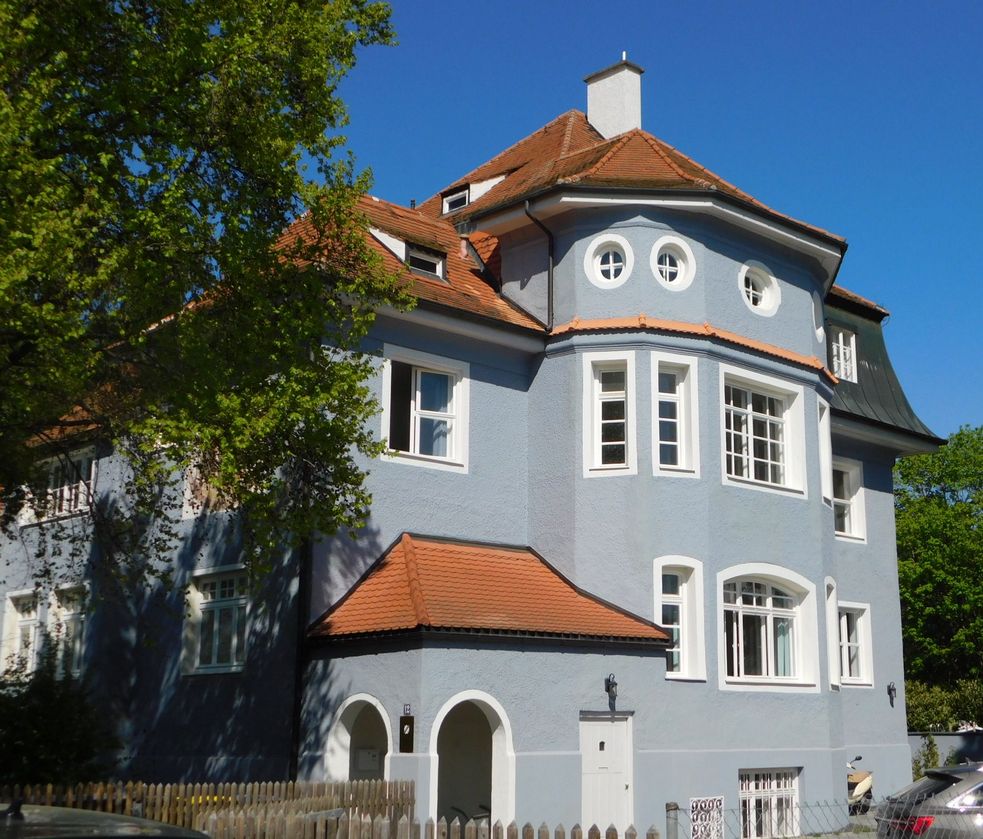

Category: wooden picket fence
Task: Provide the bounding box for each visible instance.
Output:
[0,780,415,831]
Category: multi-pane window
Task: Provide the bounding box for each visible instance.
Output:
[195,572,248,670]
[11,594,39,673]
[838,609,862,680]
[739,263,780,316]
[725,384,786,486]
[389,362,457,460]
[830,327,857,383]
[739,769,799,839]
[832,461,864,538]
[724,580,798,680]
[53,588,85,678]
[597,248,625,282]
[657,369,683,467]
[593,363,628,467]
[656,251,680,284]
[662,573,682,673]
[46,454,95,517]
[743,272,765,307]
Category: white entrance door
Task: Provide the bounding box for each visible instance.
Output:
[580,715,633,831]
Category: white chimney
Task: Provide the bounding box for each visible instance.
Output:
[584,54,645,139]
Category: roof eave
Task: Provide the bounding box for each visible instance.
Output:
[308,625,669,649]
[830,409,945,455]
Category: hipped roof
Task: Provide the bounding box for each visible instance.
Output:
[309,533,670,645]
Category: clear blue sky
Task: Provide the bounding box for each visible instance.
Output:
[337,0,982,439]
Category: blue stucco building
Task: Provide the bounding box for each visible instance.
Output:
[1,59,941,834]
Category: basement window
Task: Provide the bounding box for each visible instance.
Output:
[407,246,445,279]
[442,188,469,213]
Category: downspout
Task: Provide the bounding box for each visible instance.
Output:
[524,200,555,331]
[288,537,313,780]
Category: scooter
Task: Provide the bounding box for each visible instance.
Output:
[848,755,874,814]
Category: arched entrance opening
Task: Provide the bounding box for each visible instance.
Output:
[325,694,392,781]
[429,691,515,825]
[437,701,492,822]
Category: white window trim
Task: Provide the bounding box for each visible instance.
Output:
[650,235,696,291]
[716,563,819,693]
[652,351,700,477]
[380,345,470,474]
[49,584,87,679]
[584,233,634,289]
[818,400,833,504]
[825,577,840,690]
[442,187,470,214]
[837,601,874,687]
[2,588,41,675]
[406,246,445,279]
[582,350,637,477]
[832,458,866,542]
[183,565,249,675]
[20,449,98,525]
[738,768,800,839]
[719,364,806,497]
[654,556,707,681]
[738,260,781,317]
[830,327,857,383]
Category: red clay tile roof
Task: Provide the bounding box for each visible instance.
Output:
[280,197,543,332]
[418,111,844,246]
[309,533,669,644]
[551,315,838,384]
[827,284,890,319]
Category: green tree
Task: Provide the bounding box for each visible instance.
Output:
[0,0,409,577]
[896,426,983,684]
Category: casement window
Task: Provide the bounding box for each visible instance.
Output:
[838,603,873,685]
[45,452,95,517]
[721,368,804,493]
[582,351,636,475]
[739,769,800,839]
[189,570,249,673]
[724,580,799,680]
[382,346,469,472]
[50,587,86,678]
[3,592,40,674]
[830,327,857,383]
[653,354,699,475]
[655,557,706,681]
[406,246,445,279]
[832,460,865,539]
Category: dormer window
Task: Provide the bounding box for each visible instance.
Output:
[442,188,469,214]
[407,246,445,279]
[830,327,857,383]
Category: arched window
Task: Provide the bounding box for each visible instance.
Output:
[717,565,819,692]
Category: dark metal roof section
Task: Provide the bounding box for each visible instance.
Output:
[825,297,942,451]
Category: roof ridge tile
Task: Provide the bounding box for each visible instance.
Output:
[400,533,431,625]
[577,133,634,180]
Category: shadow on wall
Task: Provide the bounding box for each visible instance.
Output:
[80,500,383,783]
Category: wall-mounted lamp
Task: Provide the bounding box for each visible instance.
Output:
[887,681,897,708]
[605,673,618,700]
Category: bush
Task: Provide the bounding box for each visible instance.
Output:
[0,651,119,785]
[912,734,940,779]
[906,679,983,732]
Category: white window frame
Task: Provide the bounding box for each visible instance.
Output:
[584,234,634,289]
[720,365,805,496]
[717,564,819,693]
[738,768,800,839]
[49,585,86,679]
[184,566,249,675]
[442,187,469,214]
[654,556,706,681]
[818,400,833,504]
[650,235,696,291]
[36,450,96,521]
[738,260,781,317]
[380,345,470,474]
[2,590,40,674]
[837,601,873,687]
[406,246,445,279]
[830,327,857,383]
[832,458,865,541]
[582,350,636,477]
[825,578,841,690]
[652,352,700,477]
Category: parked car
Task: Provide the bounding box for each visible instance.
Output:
[0,802,209,839]
[875,763,983,839]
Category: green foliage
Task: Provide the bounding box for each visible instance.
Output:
[911,734,940,780]
[906,679,983,732]
[0,1,411,578]
[895,426,983,684]
[0,652,119,784]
